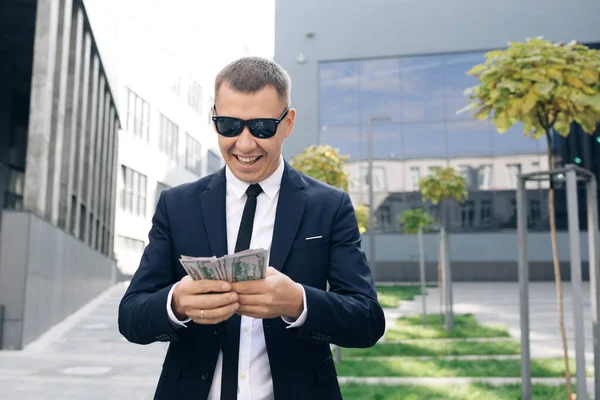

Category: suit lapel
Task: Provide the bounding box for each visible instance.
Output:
[269,162,308,271]
[200,168,228,257]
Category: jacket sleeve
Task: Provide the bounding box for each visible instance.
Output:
[118,190,182,345]
[295,191,385,348]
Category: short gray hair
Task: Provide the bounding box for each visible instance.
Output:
[214,57,291,106]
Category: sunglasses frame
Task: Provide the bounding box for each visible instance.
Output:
[211,106,290,139]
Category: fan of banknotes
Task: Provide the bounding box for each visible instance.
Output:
[179,248,268,282]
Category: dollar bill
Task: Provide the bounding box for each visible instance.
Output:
[228,248,268,282]
[179,258,202,280]
[180,249,268,282]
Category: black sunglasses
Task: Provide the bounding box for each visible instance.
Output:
[212,107,290,139]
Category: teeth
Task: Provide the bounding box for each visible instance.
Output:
[237,156,259,163]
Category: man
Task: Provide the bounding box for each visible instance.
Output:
[118,57,385,400]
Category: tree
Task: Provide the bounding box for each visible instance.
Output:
[399,208,434,234]
[290,144,369,234]
[418,167,469,327]
[419,167,469,223]
[459,37,600,398]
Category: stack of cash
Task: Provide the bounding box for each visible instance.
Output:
[179,249,268,282]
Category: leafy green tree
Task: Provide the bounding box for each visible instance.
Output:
[418,167,469,224]
[459,37,600,397]
[418,167,468,328]
[399,208,434,234]
[290,144,369,234]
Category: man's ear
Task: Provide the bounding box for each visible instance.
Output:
[283,108,296,139]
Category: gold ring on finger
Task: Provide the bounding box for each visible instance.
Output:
[200,309,205,319]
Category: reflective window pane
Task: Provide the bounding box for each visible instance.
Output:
[359,58,402,123]
[365,123,402,160]
[492,122,545,155]
[444,52,486,121]
[319,62,360,126]
[320,124,360,161]
[400,55,445,122]
[403,122,446,158]
[446,120,492,157]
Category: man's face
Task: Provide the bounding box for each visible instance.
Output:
[214,83,295,183]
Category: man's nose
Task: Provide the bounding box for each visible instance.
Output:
[235,126,257,152]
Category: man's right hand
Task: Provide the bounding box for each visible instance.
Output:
[171,276,239,325]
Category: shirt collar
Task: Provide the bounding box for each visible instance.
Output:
[225,155,285,200]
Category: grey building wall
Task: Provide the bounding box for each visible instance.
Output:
[275,0,600,159]
[0,212,115,350]
[363,231,594,282]
[0,0,121,348]
[21,0,120,256]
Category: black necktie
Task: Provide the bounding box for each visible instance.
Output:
[221,183,263,400]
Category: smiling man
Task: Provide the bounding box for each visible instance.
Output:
[118,57,385,400]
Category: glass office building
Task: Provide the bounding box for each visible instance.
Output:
[317,47,600,233]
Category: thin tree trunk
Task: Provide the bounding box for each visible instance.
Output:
[546,133,572,399]
[438,204,443,328]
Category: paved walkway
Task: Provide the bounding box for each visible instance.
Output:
[0,284,165,400]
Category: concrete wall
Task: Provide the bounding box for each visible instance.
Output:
[0,211,115,349]
[275,0,600,159]
[364,231,595,282]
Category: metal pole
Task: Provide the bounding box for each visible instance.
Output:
[418,226,427,327]
[367,116,390,283]
[587,176,600,399]
[442,225,454,330]
[367,118,376,282]
[566,167,588,399]
[517,175,532,400]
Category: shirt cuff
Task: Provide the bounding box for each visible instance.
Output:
[167,282,192,328]
[282,284,308,329]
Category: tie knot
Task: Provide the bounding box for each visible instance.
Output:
[245,183,263,197]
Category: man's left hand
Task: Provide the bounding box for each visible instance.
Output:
[232,267,304,320]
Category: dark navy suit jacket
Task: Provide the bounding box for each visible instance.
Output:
[118,161,385,400]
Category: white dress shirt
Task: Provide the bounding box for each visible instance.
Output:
[166,156,308,400]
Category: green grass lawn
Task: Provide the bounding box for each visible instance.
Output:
[343,339,520,358]
[377,285,433,308]
[385,314,509,341]
[336,357,584,378]
[340,383,571,400]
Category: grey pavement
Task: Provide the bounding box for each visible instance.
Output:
[0,283,165,400]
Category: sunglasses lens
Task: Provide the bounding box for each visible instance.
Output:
[215,117,243,137]
[248,119,277,139]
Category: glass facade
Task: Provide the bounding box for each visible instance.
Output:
[318,48,600,233]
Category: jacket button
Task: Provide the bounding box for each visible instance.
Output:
[201,371,209,381]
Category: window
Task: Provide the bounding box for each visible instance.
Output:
[480,199,493,225]
[126,89,150,142]
[460,200,475,228]
[410,167,420,191]
[4,167,24,210]
[530,199,542,224]
[477,165,492,190]
[155,182,170,206]
[159,114,179,161]
[359,166,387,192]
[117,235,146,254]
[458,165,473,188]
[207,150,222,174]
[170,76,181,97]
[186,134,202,176]
[121,165,147,216]
[187,81,203,113]
[507,163,522,189]
[378,205,391,230]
